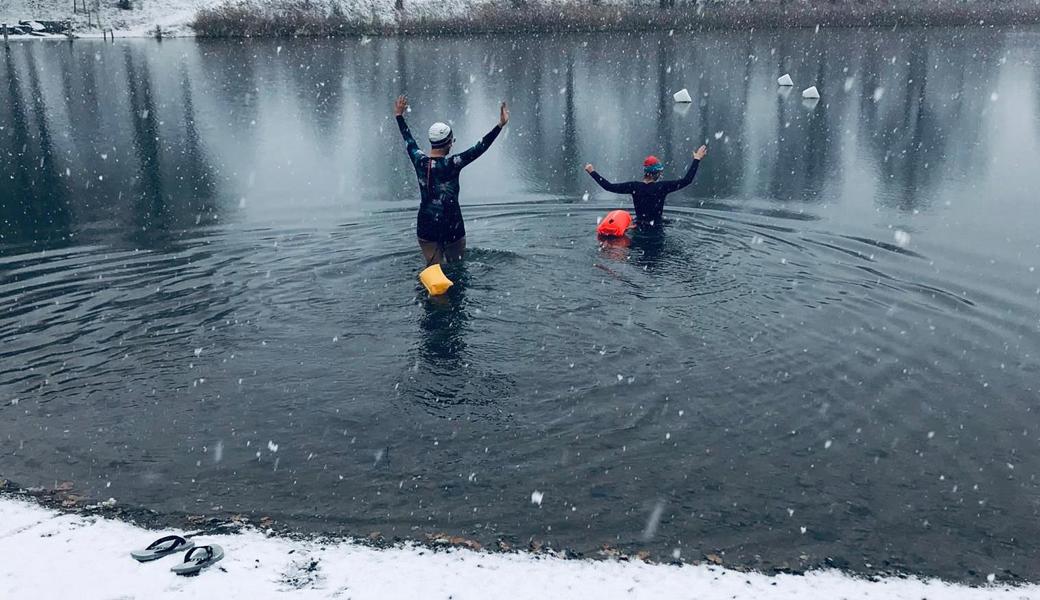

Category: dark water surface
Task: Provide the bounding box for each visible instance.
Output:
[2,28,1040,582]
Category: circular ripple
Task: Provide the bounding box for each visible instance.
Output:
[1,201,1037,580]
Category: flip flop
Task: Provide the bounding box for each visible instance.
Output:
[131,535,195,562]
[171,544,224,576]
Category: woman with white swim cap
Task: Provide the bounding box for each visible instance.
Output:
[394,95,509,265]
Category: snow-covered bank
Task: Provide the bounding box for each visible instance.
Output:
[0,0,209,37]
[0,0,504,38]
[0,497,1035,599]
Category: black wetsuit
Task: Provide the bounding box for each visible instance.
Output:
[396,115,502,243]
[588,159,701,225]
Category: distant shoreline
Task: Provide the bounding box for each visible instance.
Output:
[193,1,1040,39]
[4,1,1040,40]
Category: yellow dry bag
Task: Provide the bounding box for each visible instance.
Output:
[419,264,453,296]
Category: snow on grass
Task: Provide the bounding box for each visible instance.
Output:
[0,497,1035,599]
[0,0,492,37]
[0,0,208,36]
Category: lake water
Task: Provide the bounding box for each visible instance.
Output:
[2,27,1040,583]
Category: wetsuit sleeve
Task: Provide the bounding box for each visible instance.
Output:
[396,115,423,165]
[656,159,700,194]
[453,125,502,169]
[588,171,637,195]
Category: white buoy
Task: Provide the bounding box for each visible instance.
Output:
[673,88,692,103]
[802,86,820,99]
[777,74,794,86]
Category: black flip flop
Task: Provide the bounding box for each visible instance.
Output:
[131,535,195,562]
[171,544,224,576]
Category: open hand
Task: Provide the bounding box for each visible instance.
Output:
[584,164,595,174]
[499,102,510,127]
[693,145,708,160]
[394,95,408,117]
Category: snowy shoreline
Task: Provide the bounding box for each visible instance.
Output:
[1,496,1037,599]
[2,0,1040,39]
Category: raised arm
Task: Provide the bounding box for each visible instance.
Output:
[584,164,637,195]
[394,95,422,162]
[657,145,707,194]
[454,102,509,169]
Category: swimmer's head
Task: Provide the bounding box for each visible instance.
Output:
[643,155,664,180]
[429,122,454,151]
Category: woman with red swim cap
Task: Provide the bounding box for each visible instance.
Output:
[584,145,708,226]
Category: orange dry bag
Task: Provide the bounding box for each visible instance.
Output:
[597,210,633,237]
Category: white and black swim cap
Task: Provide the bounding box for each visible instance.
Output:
[428,122,453,148]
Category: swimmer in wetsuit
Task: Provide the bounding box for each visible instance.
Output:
[584,145,708,226]
[394,95,509,265]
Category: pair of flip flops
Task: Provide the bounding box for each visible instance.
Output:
[131,535,224,576]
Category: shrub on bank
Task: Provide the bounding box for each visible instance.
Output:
[192,0,1040,38]
[193,0,382,37]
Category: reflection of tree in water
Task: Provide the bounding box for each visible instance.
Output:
[3,44,221,252]
[802,59,832,198]
[4,30,1023,255]
[1036,58,1040,147]
[57,45,101,155]
[175,63,218,211]
[558,53,581,195]
[655,35,675,173]
[858,37,935,211]
[53,44,128,223]
[504,38,581,192]
[768,92,812,203]
[1035,56,1040,147]
[121,47,219,246]
[858,34,884,140]
[499,36,550,188]
[857,31,1002,213]
[379,33,767,202]
[0,47,71,248]
[395,36,408,90]
[884,41,937,211]
[286,41,347,151]
[124,47,165,235]
[764,32,835,204]
[198,41,261,143]
[685,34,754,201]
